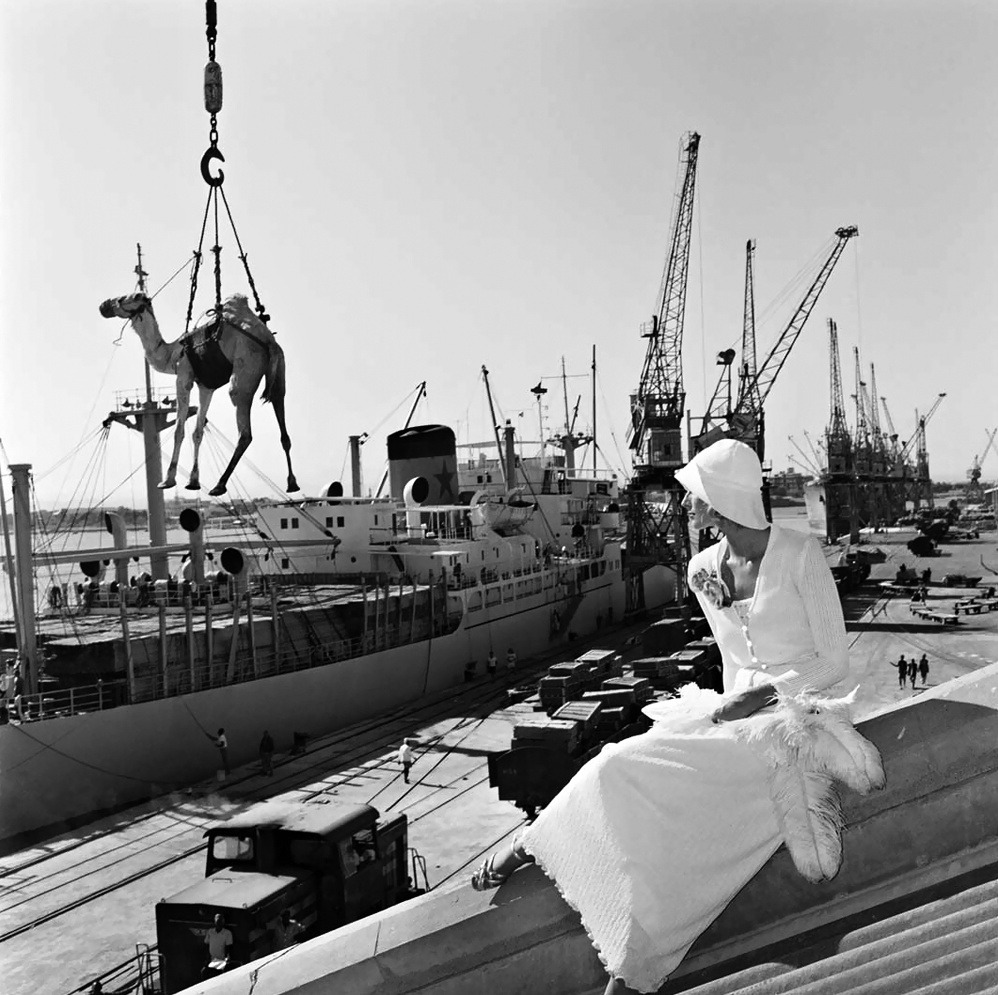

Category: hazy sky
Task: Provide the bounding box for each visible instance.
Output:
[2,0,995,510]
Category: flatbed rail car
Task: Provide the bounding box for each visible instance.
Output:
[487,714,649,820]
[151,798,418,994]
[488,644,722,818]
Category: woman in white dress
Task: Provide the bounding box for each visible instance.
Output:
[471,439,850,995]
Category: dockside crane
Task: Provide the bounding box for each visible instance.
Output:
[825,319,852,473]
[880,396,900,462]
[867,365,887,464]
[624,131,700,607]
[696,239,755,445]
[966,428,997,500]
[897,394,946,511]
[811,318,857,543]
[850,346,883,528]
[691,226,859,460]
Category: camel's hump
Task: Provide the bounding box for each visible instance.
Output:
[221,294,270,331]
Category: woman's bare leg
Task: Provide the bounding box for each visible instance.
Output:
[490,837,535,877]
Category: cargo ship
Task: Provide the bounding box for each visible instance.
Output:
[0,420,675,847]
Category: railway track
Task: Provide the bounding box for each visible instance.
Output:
[2,624,655,995]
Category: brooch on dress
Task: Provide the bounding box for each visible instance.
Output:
[690,568,732,610]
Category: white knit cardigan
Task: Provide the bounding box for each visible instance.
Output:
[687,525,850,696]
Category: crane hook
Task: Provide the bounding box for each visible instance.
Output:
[200,146,225,187]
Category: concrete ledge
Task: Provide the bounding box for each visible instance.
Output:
[193,665,998,995]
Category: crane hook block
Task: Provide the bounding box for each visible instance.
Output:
[204,61,223,114]
[200,146,225,187]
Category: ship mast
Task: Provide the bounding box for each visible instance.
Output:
[102,245,179,580]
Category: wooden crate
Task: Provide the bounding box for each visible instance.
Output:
[603,675,653,702]
[552,699,603,736]
[583,688,636,708]
[641,618,689,655]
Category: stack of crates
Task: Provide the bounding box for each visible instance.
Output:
[582,683,640,733]
[683,638,720,662]
[641,618,689,656]
[539,671,585,712]
[680,637,722,690]
[631,656,696,690]
[574,648,620,679]
[551,699,602,744]
[603,675,653,705]
[548,659,597,693]
[512,715,581,754]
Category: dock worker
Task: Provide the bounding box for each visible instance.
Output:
[918,654,930,685]
[207,728,230,776]
[273,909,303,950]
[907,657,918,690]
[506,647,518,671]
[398,740,414,783]
[259,730,275,776]
[487,651,498,677]
[202,913,234,977]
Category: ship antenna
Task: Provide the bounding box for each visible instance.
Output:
[135,243,154,405]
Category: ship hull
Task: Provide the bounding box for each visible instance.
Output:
[0,559,651,845]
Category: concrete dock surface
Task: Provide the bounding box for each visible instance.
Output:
[1,527,996,995]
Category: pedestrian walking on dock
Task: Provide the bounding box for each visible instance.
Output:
[487,651,498,677]
[470,439,868,995]
[208,728,230,776]
[918,654,929,686]
[259,730,275,776]
[907,658,918,690]
[895,655,908,689]
[398,740,414,783]
[506,647,518,671]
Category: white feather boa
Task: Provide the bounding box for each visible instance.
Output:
[669,685,886,883]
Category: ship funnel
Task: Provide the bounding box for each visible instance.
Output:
[387,425,458,504]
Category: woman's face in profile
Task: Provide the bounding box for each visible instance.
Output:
[682,491,715,530]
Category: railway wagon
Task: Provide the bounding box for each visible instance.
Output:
[154,798,411,994]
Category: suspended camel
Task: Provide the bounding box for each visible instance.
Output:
[99,292,299,497]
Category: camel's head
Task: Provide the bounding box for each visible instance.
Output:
[99,293,153,320]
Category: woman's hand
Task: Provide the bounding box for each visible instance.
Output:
[710,684,777,723]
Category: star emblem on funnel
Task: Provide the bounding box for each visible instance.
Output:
[434,460,456,502]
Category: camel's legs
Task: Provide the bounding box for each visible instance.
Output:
[209,386,255,497]
[186,384,215,490]
[163,370,195,489]
[271,393,298,493]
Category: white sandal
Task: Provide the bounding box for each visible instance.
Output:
[471,854,508,891]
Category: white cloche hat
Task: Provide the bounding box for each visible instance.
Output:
[675,438,769,530]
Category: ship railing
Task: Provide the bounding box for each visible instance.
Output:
[4,677,129,723]
[14,608,462,721]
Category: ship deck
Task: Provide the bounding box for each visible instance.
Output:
[1,527,996,995]
[0,583,382,649]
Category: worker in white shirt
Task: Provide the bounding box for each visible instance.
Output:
[398,740,414,783]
